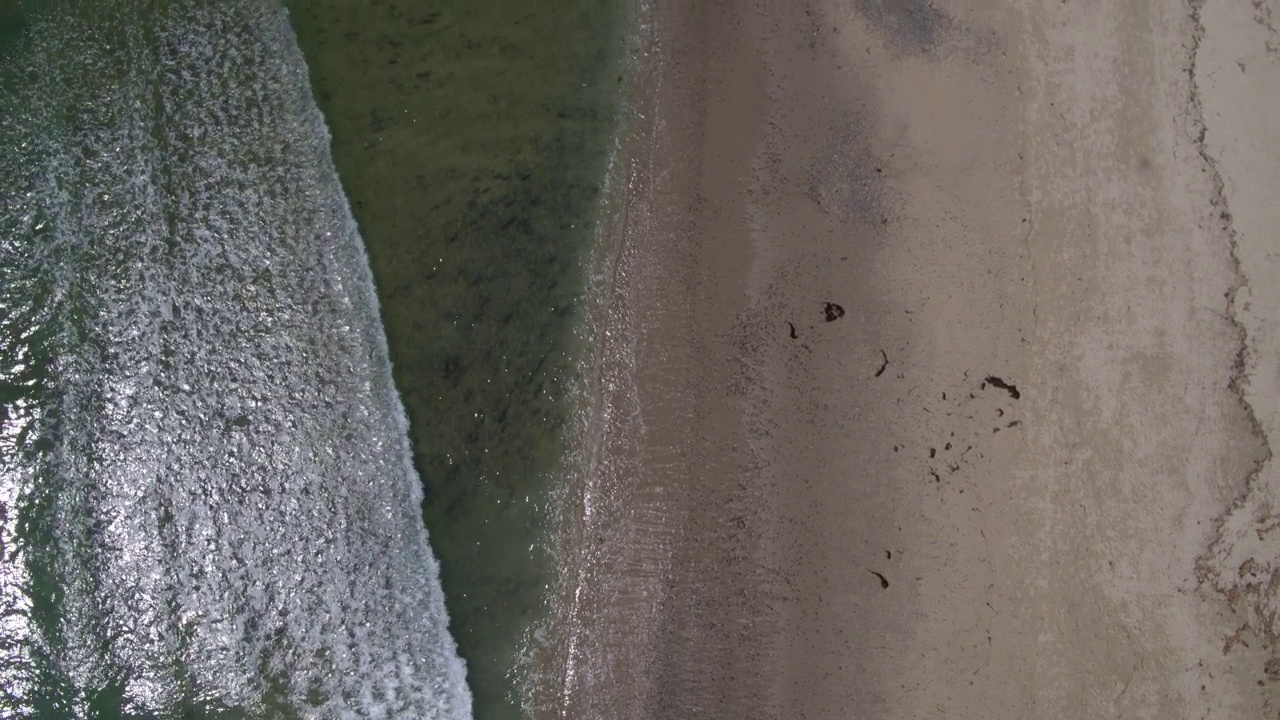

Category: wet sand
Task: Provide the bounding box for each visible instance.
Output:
[558,0,1280,717]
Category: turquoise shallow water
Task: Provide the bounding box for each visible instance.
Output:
[0,1,469,716]
[286,3,626,718]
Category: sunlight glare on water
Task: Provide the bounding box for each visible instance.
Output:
[0,2,471,717]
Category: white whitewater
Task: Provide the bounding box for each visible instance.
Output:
[0,2,471,717]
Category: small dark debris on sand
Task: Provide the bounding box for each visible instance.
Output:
[983,375,1021,399]
[823,302,845,322]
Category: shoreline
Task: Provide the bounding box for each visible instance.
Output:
[555,0,1280,716]
[541,3,782,716]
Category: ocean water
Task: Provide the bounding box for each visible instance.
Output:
[0,1,470,717]
[285,3,626,718]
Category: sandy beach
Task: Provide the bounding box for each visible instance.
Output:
[552,0,1280,717]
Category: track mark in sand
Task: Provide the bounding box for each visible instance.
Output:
[788,321,798,339]
[868,570,890,589]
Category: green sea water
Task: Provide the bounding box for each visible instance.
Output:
[285,3,626,717]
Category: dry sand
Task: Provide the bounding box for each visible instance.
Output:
[551,0,1280,717]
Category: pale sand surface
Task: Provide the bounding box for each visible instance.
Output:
[553,0,1280,717]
